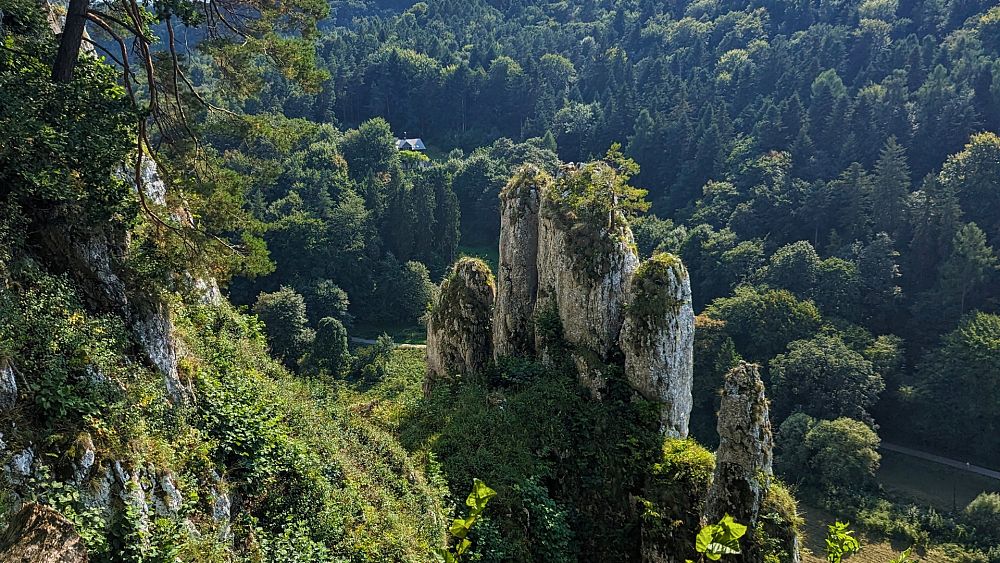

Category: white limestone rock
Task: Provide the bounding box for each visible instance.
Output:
[620,254,695,437]
[493,165,546,360]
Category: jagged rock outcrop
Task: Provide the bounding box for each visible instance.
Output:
[620,253,694,437]
[535,203,639,361]
[533,169,639,395]
[0,502,89,562]
[704,362,773,531]
[493,166,546,360]
[425,258,496,394]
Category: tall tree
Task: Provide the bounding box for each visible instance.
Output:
[871,137,911,238]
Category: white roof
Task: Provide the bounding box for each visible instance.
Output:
[396,138,426,150]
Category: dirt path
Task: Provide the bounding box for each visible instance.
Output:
[349,337,426,350]
[881,443,1000,480]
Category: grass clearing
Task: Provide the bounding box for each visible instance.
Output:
[877,450,1000,511]
[352,322,427,344]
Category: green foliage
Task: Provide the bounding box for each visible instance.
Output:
[404,356,662,561]
[0,30,135,225]
[824,521,861,563]
[435,479,496,562]
[704,287,822,364]
[309,317,350,375]
[965,493,1000,546]
[27,464,109,555]
[0,266,127,424]
[178,305,446,561]
[910,312,1000,464]
[769,335,884,424]
[689,514,748,562]
[253,286,315,367]
[641,439,716,561]
[776,414,881,494]
[545,144,649,231]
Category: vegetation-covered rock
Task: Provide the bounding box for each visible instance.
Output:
[426,257,496,392]
[620,253,695,437]
[704,363,773,532]
[534,157,642,394]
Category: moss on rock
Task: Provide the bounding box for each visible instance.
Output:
[425,258,496,393]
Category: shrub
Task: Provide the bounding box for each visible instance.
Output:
[805,418,880,493]
[309,316,350,375]
[775,414,879,494]
[253,286,315,365]
[965,493,1000,546]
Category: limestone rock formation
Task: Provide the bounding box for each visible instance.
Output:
[425,258,496,393]
[620,253,695,437]
[535,206,639,360]
[704,362,773,530]
[493,165,546,360]
[0,358,17,411]
[0,502,89,562]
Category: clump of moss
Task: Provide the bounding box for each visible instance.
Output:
[627,252,688,329]
[639,438,716,561]
[429,257,495,340]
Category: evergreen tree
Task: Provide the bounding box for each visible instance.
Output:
[871,137,911,238]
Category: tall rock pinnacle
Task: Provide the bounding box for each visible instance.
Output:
[704,362,773,529]
[620,253,695,437]
[493,165,546,360]
[425,257,496,394]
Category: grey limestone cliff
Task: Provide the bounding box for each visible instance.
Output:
[493,165,546,360]
[620,253,695,437]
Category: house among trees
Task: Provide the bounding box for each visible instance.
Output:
[396,135,426,152]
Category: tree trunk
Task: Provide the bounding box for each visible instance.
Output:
[51,0,90,82]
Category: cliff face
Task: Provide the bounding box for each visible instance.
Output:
[493,166,545,360]
[535,202,639,363]
[704,362,773,530]
[425,258,496,393]
[620,254,695,438]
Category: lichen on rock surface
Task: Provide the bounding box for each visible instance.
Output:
[621,253,694,437]
[704,362,773,529]
[425,257,496,393]
[493,165,547,360]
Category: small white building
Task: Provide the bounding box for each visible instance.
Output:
[395,137,426,152]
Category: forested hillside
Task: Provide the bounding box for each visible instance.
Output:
[1,0,999,560]
[238,0,1000,465]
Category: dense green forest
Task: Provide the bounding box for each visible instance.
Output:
[1,0,999,560]
[234,0,1000,463]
